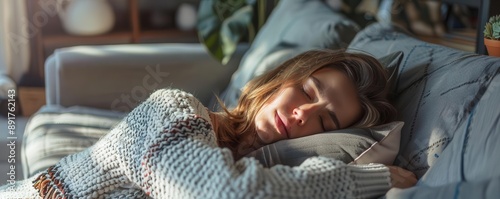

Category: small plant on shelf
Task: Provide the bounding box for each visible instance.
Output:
[484,15,500,40]
[484,14,500,57]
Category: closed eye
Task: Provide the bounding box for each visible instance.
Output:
[301,85,312,100]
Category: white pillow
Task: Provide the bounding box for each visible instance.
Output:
[350,121,403,165]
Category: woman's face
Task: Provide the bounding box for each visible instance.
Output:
[254,67,363,144]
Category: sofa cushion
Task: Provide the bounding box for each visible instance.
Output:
[246,121,403,167]
[21,105,125,178]
[347,49,404,101]
[418,74,500,187]
[383,51,404,99]
[347,22,500,183]
[218,0,360,109]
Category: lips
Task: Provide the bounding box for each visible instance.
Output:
[275,112,290,139]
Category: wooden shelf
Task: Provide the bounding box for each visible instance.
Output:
[418,35,476,52]
[442,0,500,55]
[417,28,477,53]
[139,29,199,43]
[42,31,133,47]
[27,0,199,84]
[42,29,199,47]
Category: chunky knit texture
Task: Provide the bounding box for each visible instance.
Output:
[0,89,391,198]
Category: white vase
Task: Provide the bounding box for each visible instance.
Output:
[176,3,197,31]
[57,0,115,36]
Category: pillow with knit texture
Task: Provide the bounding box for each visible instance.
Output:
[246,121,404,167]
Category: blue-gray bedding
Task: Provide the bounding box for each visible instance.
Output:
[348,23,500,198]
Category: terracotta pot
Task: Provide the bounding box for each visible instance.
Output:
[484,38,500,57]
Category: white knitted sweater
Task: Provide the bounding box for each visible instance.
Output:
[0,89,391,198]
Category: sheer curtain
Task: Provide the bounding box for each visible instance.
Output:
[0,0,30,96]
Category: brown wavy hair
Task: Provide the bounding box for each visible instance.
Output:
[213,49,397,155]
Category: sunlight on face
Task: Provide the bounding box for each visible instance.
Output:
[254,67,362,144]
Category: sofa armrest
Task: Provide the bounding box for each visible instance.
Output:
[45,43,249,111]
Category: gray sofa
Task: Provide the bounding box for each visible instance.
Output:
[21,43,249,177]
[21,0,500,198]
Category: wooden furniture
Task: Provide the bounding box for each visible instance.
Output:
[442,0,500,55]
[26,0,199,84]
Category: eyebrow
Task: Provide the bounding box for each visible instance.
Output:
[311,76,341,129]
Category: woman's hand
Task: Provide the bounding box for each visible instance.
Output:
[386,165,418,189]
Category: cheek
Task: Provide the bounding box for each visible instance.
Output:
[254,104,272,130]
[345,100,363,126]
[254,104,276,143]
[268,89,298,109]
[257,102,273,119]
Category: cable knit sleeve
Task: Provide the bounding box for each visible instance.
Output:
[16,89,391,198]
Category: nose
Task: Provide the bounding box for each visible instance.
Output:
[293,103,323,126]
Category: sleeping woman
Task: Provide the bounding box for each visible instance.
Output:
[0,49,417,198]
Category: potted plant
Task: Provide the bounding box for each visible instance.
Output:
[197,0,277,65]
[484,14,500,57]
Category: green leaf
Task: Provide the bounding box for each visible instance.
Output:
[484,23,493,39]
[220,5,254,64]
[197,0,256,64]
[493,22,500,39]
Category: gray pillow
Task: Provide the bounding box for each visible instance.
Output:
[251,45,310,78]
[347,49,404,100]
[246,121,403,167]
[218,0,360,109]
[347,22,500,180]
[379,51,404,95]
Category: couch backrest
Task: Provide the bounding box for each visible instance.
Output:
[45,43,249,111]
